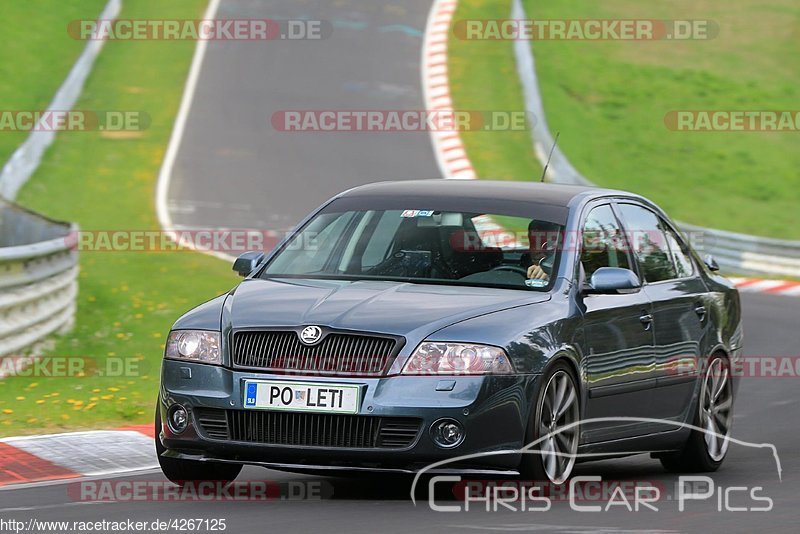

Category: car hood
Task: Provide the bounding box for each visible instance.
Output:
[222,277,550,338]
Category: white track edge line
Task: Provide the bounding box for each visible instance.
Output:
[154,0,233,262]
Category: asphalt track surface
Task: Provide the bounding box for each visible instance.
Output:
[4,1,798,532]
[166,0,439,233]
[2,293,797,532]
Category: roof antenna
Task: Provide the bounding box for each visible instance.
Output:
[540,132,560,183]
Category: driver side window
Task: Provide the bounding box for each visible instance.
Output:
[581,205,632,279]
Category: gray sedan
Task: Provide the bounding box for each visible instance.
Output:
[156,180,742,486]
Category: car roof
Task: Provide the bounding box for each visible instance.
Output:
[338,179,629,208]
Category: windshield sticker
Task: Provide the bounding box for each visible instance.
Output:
[525,278,549,288]
[401,210,434,218]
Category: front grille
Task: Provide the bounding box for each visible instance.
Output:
[231,330,398,376]
[195,409,421,449]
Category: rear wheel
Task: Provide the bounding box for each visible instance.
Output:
[520,362,580,485]
[660,354,733,473]
[155,407,242,487]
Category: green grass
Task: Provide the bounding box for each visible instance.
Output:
[449,0,800,239]
[0,0,238,436]
[0,0,107,163]
[448,1,543,183]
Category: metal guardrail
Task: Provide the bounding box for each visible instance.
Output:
[511,0,800,278]
[0,199,78,360]
[680,223,800,277]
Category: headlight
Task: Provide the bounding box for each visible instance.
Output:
[165,330,221,365]
[401,342,513,375]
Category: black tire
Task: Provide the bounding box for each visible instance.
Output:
[155,407,242,487]
[660,354,732,473]
[519,361,580,486]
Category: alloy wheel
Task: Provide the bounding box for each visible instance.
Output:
[699,358,733,461]
[538,370,579,483]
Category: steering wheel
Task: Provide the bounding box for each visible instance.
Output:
[490,265,529,277]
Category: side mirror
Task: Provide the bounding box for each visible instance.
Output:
[233,251,265,277]
[703,254,720,272]
[587,267,641,294]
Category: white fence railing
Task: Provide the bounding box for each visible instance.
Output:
[0,200,78,361]
[511,0,800,278]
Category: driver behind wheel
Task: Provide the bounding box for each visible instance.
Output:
[527,220,562,281]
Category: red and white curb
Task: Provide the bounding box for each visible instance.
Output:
[422,0,520,247]
[422,0,475,181]
[730,277,800,297]
[0,425,155,488]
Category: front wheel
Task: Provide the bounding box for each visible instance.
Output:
[520,362,580,485]
[155,407,242,487]
[660,354,733,473]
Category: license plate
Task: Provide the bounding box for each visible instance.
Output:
[243,380,360,414]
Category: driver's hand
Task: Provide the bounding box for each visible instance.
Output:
[527,263,549,280]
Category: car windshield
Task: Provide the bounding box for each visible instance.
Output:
[261,206,565,291]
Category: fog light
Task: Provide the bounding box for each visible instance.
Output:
[168,405,188,434]
[430,418,465,448]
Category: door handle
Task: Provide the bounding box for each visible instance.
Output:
[639,313,653,330]
[694,305,707,320]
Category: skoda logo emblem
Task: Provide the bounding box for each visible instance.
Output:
[300,326,323,345]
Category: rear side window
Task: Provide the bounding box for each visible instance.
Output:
[617,204,681,283]
[580,204,632,279]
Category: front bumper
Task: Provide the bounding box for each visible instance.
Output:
[158,359,540,472]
